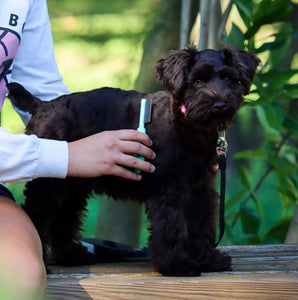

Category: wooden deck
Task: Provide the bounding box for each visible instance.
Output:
[46,244,298,299]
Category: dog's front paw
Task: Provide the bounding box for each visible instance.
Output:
[53,241,98,266]
[153,257,203,277]
[201,250,232,272]
[159,264,202,277]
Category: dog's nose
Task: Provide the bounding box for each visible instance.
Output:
[212,101,226,113]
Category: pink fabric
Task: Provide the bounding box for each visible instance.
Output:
[0,28,20,109]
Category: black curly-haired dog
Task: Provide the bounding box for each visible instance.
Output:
[8,45,259,276]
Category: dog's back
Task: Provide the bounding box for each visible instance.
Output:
[8,83,143,138]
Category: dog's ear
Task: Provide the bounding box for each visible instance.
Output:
[221,46,260,95]
[155,47,197,100]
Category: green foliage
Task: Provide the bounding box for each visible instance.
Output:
[224,0,298,244]
[48,0,159,92]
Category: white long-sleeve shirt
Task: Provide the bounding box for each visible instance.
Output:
[0,0,70,182]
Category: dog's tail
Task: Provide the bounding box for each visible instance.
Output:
[7,82,41,114]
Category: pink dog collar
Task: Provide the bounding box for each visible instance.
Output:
[181,104,187,115]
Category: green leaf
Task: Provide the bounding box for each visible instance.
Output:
[245,0,292,39]
[226,210,238,222]
[258,69,298,92]
[240,204,261,234]
[243,92,260,103]
[233,0,253,28]
[244,234,261,244]
[255,24,293,56]
[256,105,282,143]
[269,24,293,66]
[283,116,298,132]
[271,155,297,177]
[237,164,252,189]
[267,156,298,205]
[226,190,247,211]
[279,186,298,205]
[278,174,298,203]
[228,23,245,48]
[263,217,292,242]
[252,195,264,222]
[281,84,298,98]
[265,103,284,131]
[235,149,267,160]
[224,223,239,244]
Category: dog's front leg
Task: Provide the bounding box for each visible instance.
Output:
[185,187,232,272]
[146,193,203,276]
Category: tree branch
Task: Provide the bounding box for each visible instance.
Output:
[218,0,233,43]
[198,0,210,50]
[180,0,192,48]
[208,0,221,49]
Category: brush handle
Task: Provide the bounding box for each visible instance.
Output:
[134,99,149,173]
[134,127,146,174]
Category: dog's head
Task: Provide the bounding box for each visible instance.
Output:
[155,46,260,130]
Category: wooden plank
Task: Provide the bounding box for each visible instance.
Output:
[225,244,298,272]
[46,244,298,299]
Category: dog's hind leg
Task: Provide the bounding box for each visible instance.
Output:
[23,179,65,267]
[48,178,98,266]
[146,193,203,276]
[185,187,232,272]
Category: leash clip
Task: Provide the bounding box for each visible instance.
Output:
[215,130,227,247]
[217,131,227,157]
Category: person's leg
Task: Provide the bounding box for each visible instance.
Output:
[0,196,46,300]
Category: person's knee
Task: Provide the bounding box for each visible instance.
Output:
[10,254,47,299]
[0,197,47,299]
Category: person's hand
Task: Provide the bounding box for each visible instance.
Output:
[67,130,156,181]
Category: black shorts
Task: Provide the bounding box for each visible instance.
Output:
[0,184,15,201]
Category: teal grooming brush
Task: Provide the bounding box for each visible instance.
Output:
[134,98,152,174]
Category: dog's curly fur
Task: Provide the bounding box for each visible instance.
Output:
[8,46,259,276]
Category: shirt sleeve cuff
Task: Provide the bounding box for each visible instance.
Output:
[35,139,68,179]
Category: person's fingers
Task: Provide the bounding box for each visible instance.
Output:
[98,156,154,181]
[116,153,155,173]
[119,140,156,160]
[116,130,153,147]
[98,131,156,161]
[100,163,143,181]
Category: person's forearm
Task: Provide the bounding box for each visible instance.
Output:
[0,127,155,183]
[0,127,68,182]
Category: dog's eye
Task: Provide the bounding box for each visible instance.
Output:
[224,77,231,83]
[195,79,203,85]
